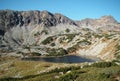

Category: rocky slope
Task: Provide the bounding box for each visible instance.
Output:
[0,10,77,47]
[76,15,120,32]
[0,10,120,61]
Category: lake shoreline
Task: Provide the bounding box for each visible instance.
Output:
[21,54,101,63]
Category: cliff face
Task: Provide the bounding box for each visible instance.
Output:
[0,10,76,31]
[0,10,76,48]
[0,10,120,61]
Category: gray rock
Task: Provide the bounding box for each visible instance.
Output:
[0,9,119,54]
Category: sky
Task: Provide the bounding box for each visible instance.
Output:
[0,0,120,22]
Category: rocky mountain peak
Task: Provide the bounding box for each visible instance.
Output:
[76,15,119,30]
[54,13,77,25]
[0,10,77,30]
[100,15,118,24]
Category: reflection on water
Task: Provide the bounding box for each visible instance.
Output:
[22,55,100,63]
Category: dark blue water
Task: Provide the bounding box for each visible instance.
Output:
[22,55,100,63]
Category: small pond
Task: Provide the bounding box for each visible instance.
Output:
[22,55,100,63]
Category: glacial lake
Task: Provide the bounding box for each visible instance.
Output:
[22,55,100,63]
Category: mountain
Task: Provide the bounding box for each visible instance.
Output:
[76,15,120,31]
[0,10,120,61]
[0,10,76,30]
[0,10,77,47]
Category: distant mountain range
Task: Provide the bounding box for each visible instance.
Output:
[0,10,119,32]
[0,10,120,61]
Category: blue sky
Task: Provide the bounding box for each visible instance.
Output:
[0,0,120,22]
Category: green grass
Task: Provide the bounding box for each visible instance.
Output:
[90,61,117,68]
[65,28,70,33]
[67,39,91,53]
[66,34,75,42]
[67,45,78,53]
[41,30,48,34]
[115,44,120,60]
[42,36,54,45]
[0,61,120,81]
[31,52,41,56]
[47,48,68,56]
[77,39,91,45]
[50,43,55,46]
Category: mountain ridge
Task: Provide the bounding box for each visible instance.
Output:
[0,10,120,61]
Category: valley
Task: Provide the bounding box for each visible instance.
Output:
[0,10,120,81]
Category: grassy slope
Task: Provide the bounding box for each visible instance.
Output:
[0,57,79,79]
[0,57,120,81]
